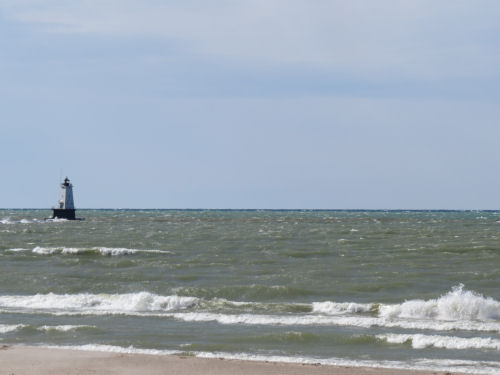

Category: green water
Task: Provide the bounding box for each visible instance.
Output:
[0,210,499,374]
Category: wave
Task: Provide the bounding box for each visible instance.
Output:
[3,309,498,332]
[0,292,198,314]
[0,324,26,333]
[379,284,500,322]
[0,324,94,334]
[41,344,500,374]
[38,325,96,332]
[201,298,311,314]
[31,246,173,256]
[0,218,35,225]
[0,218,65,224]
[174,284,312,301]
[312,301,373,315]
[0,286,498,332]
[47,344,181,355]
[377,333,500,350]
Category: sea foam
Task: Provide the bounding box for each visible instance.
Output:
[379,284,500,322]
[1,286,498,332]
[40,344,500,374]
[38,325,95,332]
[0,218,46,224]
[312,301,373,315]
[0,292,198,314]
[377,333,500,350]
[46,344,180,356]
[31,246,172,256]
[0,324,26,333]
[166,312,500,332]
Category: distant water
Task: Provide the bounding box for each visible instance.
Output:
[0,210,499,374]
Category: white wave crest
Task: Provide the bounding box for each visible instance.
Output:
[47,344,180,356]
[166,312,500,332]
[379,284,500,322]
[96,247,172,256]
[378,333,500,350]
[312,301,372,315]
[2,307,497,332]
[1,286,499,333]
[44,218,68,222]
[0,218,43,224]
[32,247,77,255]
[31,246,172,256]
[38,325,95,332]
[0,292,198,314]
[0,324,26,333]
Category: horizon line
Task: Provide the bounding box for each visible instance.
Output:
[1,208,500,212]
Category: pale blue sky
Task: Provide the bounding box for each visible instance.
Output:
[2,1,500,209]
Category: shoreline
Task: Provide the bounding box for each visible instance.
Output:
[0,345,477,375]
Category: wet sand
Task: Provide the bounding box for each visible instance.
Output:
[0,346,470,375]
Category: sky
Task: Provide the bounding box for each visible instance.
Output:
[2,0,500,209]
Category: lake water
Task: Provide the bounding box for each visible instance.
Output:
[0,210,499,374]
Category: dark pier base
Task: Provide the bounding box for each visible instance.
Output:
[52,209,76,220]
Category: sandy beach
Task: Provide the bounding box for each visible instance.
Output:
[0,346,472,375]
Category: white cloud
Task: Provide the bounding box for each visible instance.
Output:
[1,0,500,79]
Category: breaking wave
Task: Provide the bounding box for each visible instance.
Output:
[0,324,94,334]
[31,246,173,256]
[1,218,37,225]
[0,286,498,332]
[378,333,500,350]
[312,301,373,315]
[0,324,26,333]
[379,284,500,322]
[0,218,66,224]
[47,344,181,356]
[0,292,198,314]
[38,325,96,332]
[166,312,500,332]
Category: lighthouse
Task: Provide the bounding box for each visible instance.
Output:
[52,177,81,220]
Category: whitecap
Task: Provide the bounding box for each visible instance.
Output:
[0,324,26,333]
[96,247,172,256]
[0,292,198,314]
[379,284,500,322]
[312,301,372,315]
[378,333,500,350]
[32,247,60,255]
[31,246,172,256]
[1,218,42,224]
[166,312,500,332]
[44,218,68,223]
[46,344,180,356]
[38,325,96,332]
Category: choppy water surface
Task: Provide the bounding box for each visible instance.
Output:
[0,210,499,374]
